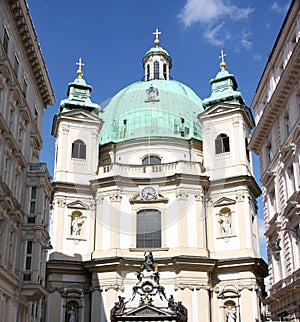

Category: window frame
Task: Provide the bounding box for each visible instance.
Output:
[154,61,159,79]
[142,155,161,165]
[3,27,9,53]
[71,139,86,160]
[215,133,230,154]
[136,209,161,249]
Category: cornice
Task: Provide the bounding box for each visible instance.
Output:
[216,257,268,277]
[7,0,55,106]
[91,173,210,190]
[210,175,261,198]
[249,40,300,154]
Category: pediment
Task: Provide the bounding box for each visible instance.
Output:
[201,102,240,117]
[213,197,236,207]
[59,109,101,122]
[52,109,102,136]
[67,200,89,210]
[125,305,174,317]
[200,102,254,127]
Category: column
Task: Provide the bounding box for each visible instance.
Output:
[91,273,102,322]
[176,190,188,247]
[109,193,122,249]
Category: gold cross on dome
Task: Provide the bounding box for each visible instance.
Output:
[153,28,161,40]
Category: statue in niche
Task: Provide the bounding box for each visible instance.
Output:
[226,305,237,322]
[68,306,77,322]
[219,214,232,234]
[71,214,83,236]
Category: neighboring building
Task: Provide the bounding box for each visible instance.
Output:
[0,0,54,321]
[249,0,300,320]
[47,31,268,322]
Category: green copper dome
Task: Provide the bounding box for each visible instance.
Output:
[100,79,203,145]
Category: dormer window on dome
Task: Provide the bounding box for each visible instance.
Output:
[142,28,172,81]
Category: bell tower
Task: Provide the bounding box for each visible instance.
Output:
[200,51,261,259]
[50,60,102,254]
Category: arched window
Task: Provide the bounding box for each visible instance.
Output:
[71,139,86,159]
[154,61,159,79]
[137,209,161,248]
[215,133,230,154]
[163,63,167,79]
[245,138,250,161]
[142,155,161,165]
[146,64,150,81]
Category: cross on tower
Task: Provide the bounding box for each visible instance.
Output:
[219,50,227,63]
[218,50,227,71]
[76,57,85,71]
[153,28,161,40]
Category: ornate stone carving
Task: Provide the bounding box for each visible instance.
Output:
[110,194,122,203]
[176,191,188,200]
[57,198,65,208]
[175,283,210,291]
[195,193,202,201]
[103,284,124,292]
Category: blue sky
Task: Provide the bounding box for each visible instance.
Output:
[27,0,291,259]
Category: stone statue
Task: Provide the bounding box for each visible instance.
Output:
[68,306,77,322]
[226,305,237,322]
[168,295,176,311]
[141,252,154,272]
[112,296,126,316]
[71,217,83,236]
[219,215,231,234]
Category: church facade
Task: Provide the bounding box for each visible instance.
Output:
[46,32,267,322]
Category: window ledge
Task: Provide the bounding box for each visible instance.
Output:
[216,234,237,239]
[129,247,169,252]
[67,236,86,241]
[216,152,231,159]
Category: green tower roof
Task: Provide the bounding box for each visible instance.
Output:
[59,59,100,114]
[203,54,245,109]
[100,79,203,145]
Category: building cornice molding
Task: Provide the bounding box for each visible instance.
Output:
[210,175,261,198]
[249,40,300,154]
[7,0,55,106]
[91,173,210,190]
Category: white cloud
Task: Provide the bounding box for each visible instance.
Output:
[271,1,290,14]
[254,53,263,60]
[204,23,228,47]
[178,0,254,48]
[178,0,254,27]
[240,30,252,50]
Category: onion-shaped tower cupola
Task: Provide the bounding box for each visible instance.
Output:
[142,28,172,81]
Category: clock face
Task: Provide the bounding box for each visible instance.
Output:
[141,187,156,201]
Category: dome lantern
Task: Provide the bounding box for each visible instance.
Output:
[142,28,172,81]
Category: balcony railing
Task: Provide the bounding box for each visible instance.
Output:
[98,161,203,179]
